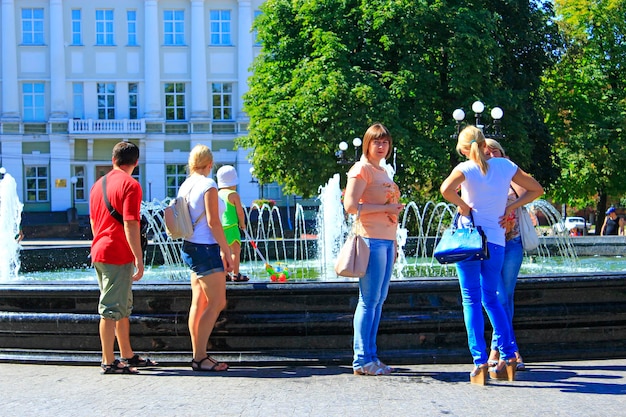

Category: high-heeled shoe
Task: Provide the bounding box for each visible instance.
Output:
[375,359,395,375]
[353,361,386,376]
[470,364,488,385]
[489,359,516,381]
[515,352,526,371]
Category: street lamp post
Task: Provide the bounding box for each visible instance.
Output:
[336,137,362,165]
[451,100,504,140]
[249,166,263,199]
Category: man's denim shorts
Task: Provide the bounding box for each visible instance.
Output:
[181,241,224,277]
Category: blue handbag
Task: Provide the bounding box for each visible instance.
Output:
[433,212,489,264]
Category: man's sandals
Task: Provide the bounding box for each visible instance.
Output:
[191,356,229,372]
[121,353,158,367]
[101,359,139,375]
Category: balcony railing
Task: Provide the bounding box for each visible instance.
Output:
[69,119,146,134]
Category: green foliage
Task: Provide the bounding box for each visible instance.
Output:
[542,0,626,215]
[241,0,560,199]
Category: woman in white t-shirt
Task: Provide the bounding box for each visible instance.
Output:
[440,126,543,384]
[179,144,233,372]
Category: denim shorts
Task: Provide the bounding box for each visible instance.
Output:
[181,241,224,277]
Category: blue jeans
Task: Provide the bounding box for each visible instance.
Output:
[455,242,515,366]
[352,238,395,368]
[491,236,523,353]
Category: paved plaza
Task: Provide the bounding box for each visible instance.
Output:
[1,359,625,416]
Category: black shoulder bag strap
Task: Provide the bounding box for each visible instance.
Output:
[102,174,123,224]
[102,174,147,252]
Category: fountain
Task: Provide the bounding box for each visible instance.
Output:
[2,172,626,365]
[0,170,23,283]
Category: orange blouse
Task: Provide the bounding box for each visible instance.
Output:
[348,160,401,241]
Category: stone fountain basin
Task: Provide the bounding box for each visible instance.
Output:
[1,272,626,365]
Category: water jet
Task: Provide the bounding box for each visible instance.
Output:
[2,174,626,365]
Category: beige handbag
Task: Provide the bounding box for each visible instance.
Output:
[517,206,539,251]
[334,205,370,278]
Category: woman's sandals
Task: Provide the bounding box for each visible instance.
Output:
[191,356,229,372]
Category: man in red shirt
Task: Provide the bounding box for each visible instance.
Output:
[90,141,155,374]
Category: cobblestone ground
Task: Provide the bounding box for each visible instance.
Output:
[1,360,626,417]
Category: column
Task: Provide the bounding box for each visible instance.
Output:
[190,0,209,119]
[143,0,161,119]
[49,135,72,211]
[49,0,68,120]
[1,0,20,120]
[143,138,166,201]
[237,0,253,120]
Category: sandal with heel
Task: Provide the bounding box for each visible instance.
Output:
[375,359,395,374]
[470,364,488,385]
[353,361,386,376]
[489,359,516,381]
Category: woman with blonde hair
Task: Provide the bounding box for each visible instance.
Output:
[179,144,233,371]
[440,126,543,384]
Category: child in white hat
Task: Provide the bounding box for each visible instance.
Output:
[216,165,249,282]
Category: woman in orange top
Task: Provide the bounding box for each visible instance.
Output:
[343,123,403,376]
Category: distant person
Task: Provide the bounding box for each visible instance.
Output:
[601,207,624,236]
[179,144,233,372]
[89,141,157,374]
[217,165,249,282]
[343,123,403,376]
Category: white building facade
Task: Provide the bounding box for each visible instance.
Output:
[0,0,275,216]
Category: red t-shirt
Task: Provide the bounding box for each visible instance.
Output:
[89,169,142,264]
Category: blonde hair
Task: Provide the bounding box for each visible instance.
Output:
[456,125,488,174]
[188,144,214,174]
[485,138,506,157]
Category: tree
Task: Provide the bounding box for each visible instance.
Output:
[240,0,560,200]
[542,0,626,224]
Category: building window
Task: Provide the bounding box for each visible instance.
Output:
[253,10,262,46]
[127,10,137,46]
[163,10,185,46]
[165,83,186,121]
[73,83,84,119]
[263,183,282,201]
[131,166,141,183]
[166,164,188,198]
[22,9,43,45]
[129,83,138,119]
[71,9,82,45]
[210,10,231,45]
[22,8,44,45]
[72,166,86,201]
[97,83,115,120]
[25,166,48,202]
[212,83,233,120]
[22,83,45,121]
[95,9,114,46]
